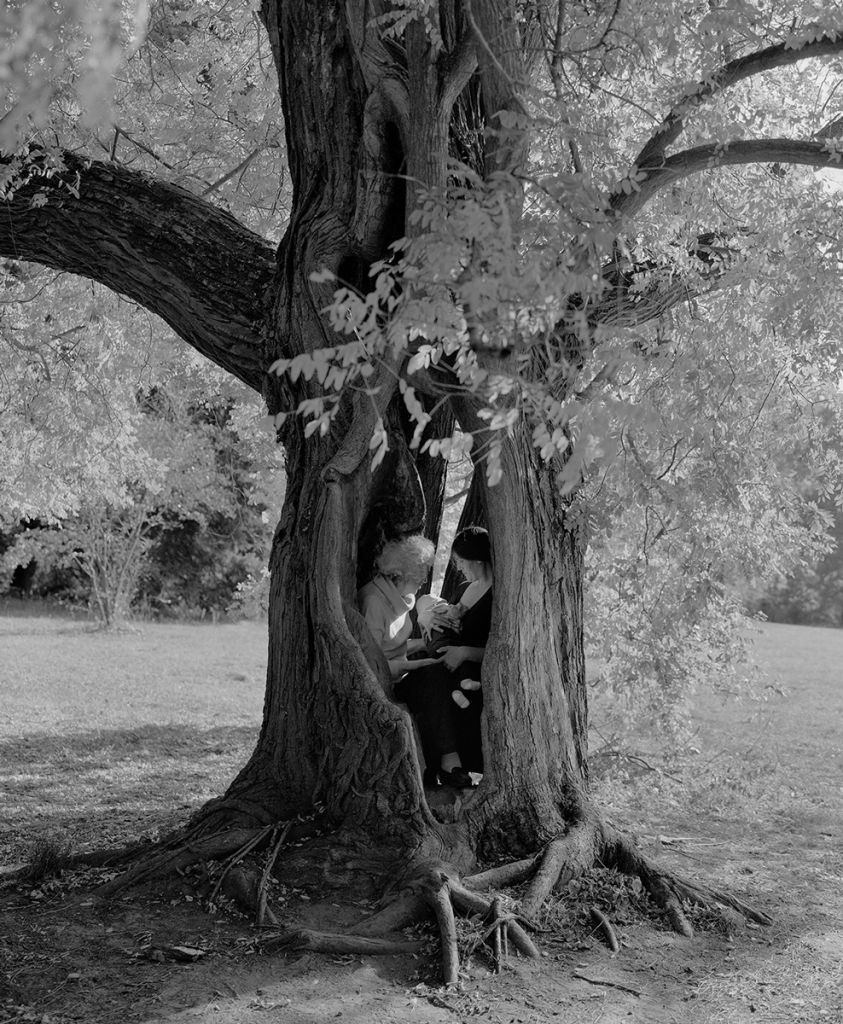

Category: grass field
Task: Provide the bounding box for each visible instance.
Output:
[0,611,267,862]
[1,608,841,1024]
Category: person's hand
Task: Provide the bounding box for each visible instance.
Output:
[431,605,459,630]
[439,645,467,671]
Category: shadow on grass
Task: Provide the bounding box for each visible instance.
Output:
[0,722,259,770]
[1,724,261,862]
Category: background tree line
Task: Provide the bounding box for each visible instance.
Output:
[0,265,283,624]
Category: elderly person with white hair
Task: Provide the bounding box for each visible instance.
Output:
[359,528,492,791]
[357,534,440,679]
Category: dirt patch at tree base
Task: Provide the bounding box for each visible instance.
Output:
[3,848,840,1024]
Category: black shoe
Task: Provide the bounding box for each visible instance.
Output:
[423,768,441,789]
[438,767,475,789]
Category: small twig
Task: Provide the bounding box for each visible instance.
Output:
[573,971,641,996]
[659,835,724,847]
[201,146,267,196]
[111,126,175,169]
[209,824,276,905]
[491,897,503,973]
[256,822,291,927]
[591,748,684,783]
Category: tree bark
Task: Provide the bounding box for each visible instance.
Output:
[206,1,464,862]
[0,151,273,391]
[449,413,589,858]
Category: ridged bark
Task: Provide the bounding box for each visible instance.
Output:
[0,152,273,391]
[214,1,460,859]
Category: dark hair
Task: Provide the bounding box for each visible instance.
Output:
[451,526,491,564]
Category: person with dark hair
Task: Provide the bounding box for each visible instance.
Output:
[394,526,493,789]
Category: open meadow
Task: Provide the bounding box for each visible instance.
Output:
[1,607,841,1024]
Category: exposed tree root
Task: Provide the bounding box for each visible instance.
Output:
[415,867,460,985]
[91,810,326,899]
[600,823,773,931]
[263,928,425,956]
[449,878,541,959]
[96,826,269,896]
[100,818,295,928]
[350,892,429,936]
[462,895,514,973]
[463,816,770,949]
[220,864,279,926]
[521,819,598,920]
[489,897,506,972]
[191,795,281,830]
[208,823,280,906]
[22,794,770,988]
[521,838,569,919]
[463,855,537,891]
[589,905,620,952]
[340,860,541,981]
[61,840,155,869]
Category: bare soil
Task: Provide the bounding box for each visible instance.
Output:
[1,609,841,1024]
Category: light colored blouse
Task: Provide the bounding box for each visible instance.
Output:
[358,575,415,658]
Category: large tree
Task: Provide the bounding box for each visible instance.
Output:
[3,0,843,976]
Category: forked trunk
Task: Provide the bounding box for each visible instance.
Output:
[211,0,590,869]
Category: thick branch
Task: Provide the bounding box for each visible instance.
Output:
[0,150,276,392]
[590,231,738,327]
[612,138,843,219]
[439,24,478,113]
[632,34,843,172]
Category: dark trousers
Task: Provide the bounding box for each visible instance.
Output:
[394,665,484,773]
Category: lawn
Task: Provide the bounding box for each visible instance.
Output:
[0,612,267,862]
[1,609,841,1024]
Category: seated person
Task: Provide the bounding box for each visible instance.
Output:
[394,526,493,789]
[357,535,439,679]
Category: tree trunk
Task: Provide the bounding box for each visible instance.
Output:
[461,428,589,858]
[196,1,591,874]
[204,0,460,861]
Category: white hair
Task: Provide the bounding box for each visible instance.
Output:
[375,535,435,578]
